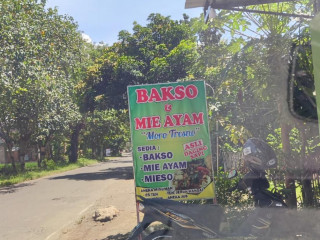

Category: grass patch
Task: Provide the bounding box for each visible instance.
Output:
[0,158,102,187]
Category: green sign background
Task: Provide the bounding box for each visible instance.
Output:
[128,81,215,200]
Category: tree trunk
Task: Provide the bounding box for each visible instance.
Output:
[281,123,297,208]
[37,145,41,168]
[45,142,53,160]
[100,144,104,160]
[19,140,28,171]
[91,146,95,159]
[285,172,297,208]
[302,178,313,206]
[54,142,62,162]
[7,144,17,173]
[69,123,83,163]
[300,127,314,207]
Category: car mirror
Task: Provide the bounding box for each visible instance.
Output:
[227,169,237,179]
[288,44,318,122]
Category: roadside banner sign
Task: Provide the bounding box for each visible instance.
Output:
[128,81,215,201]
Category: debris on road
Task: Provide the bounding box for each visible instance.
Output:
[93,206,120,222]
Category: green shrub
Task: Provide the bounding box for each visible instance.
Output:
[41,159,56,170]
[0,164,15,176]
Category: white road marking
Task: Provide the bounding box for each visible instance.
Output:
[79,204,94,216]
[45,203,94,240]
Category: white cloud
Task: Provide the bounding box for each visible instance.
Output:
[81,33,93,43]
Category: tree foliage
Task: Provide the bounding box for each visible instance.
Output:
[82,109,129,158]
[80,13,199,111]
[0,0,84,170]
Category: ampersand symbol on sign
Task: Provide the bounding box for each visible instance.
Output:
[165,104,172,112]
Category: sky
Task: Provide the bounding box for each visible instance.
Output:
[46,0,203,45]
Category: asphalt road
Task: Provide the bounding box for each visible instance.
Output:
[0,155,134,240]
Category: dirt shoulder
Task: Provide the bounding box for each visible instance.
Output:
[54,155,138,240]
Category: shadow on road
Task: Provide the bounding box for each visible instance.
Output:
[0,182,34,194]
[102,233,130,240]
[49,166,134,181]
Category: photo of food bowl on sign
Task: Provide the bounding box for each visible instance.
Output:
[128,81,215,201]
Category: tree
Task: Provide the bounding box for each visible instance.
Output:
[75,14,201,158]
[0,0,85,170]
[188,1,316,207]
[81,14,198,111]
[81,109,129,158]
